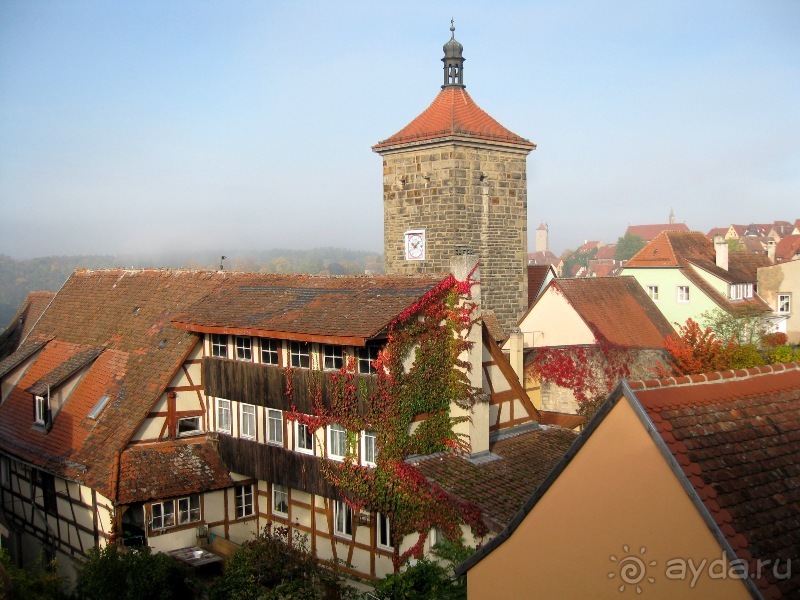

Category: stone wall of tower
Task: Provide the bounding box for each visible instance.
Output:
[382,142,528,332]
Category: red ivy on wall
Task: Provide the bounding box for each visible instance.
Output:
[285,273,487,570]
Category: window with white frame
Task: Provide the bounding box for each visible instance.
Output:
[333,499,352,537]
[430,527,444,547]
[362,430,377,466]
[272,484,289,517]
[295,421,314,454]
[261,338,279,365]
[647,285,659,302]
[377,512,392,549]
[151,500,175,530]
[235,484,254,518]
[328,423,347,460]
[34,395,47,425]
[267,409,283,446]
[677,286,690,303]
[216,399,231,433]
[323,345,344,371]
[178,495,201,524]
[235,336,252,362]
[357,346,380,374]
[177,416,202,436]
[290,341,311,368]
[240,403,256,439]
[211,334,228,358]
[779,294,791,314]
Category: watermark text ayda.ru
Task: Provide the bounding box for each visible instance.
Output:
[608,545,791,593]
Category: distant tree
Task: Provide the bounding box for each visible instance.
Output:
[614,233,646,262]
[700,307,770,346]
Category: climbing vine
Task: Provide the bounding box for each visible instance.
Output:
[527,327,634,407]
[285,273,487,570]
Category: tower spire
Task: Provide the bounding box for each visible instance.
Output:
[442,20,465,89]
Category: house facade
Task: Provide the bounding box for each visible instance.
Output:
[620,231,771,329]
[0,266,560,583]
[758,259,800,344]
[506,276,673,414]
[458,363,800,599]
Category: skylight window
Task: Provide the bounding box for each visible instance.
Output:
[88,395,110,419]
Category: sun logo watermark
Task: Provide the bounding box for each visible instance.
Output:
[608,545,657,594]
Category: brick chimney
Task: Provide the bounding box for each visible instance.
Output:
[713,234,729,271]
[767,239,777,263]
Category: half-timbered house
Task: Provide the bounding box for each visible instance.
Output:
[0,266,569,583]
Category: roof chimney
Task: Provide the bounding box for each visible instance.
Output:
[766,239,777,263]
[713,234,728,271]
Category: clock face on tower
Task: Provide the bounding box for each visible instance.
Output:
[404,229,426,261]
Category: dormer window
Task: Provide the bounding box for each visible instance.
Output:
[34,395,49,426]
[177,416,202,436]
[728,283,753,300]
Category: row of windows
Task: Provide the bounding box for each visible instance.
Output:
[729,283,754,300]
[216,400,377,465]
[209,334,380,374]
[647,285,690,303]
[146,484,391,549]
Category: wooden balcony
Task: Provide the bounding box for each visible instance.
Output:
[212,434,335,497]
[202,357,376,414]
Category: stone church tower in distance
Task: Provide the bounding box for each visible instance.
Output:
[373,24,535,332]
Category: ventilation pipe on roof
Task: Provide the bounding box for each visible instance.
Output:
[713,234,729,271]
[508,328,524,386]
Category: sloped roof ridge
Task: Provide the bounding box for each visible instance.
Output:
[629,361,800,392]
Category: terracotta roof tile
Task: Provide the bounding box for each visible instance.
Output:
[632,362,800,597]
[0,291,55,360]
[117,441,233,504]
[172,274,446,342]
[551,277,675,348]
[373,87,534,151]
[414,427,577,532]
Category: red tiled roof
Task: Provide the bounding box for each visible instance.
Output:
[527,265,551,307]
[551,277,675,348]
[0,291,55,360]
[625,231,772,315]
[626,223,690,241]
[631,362,800,598]
[117,441,233,504]
[414,427,577,532]
[775,234,800,262]
[594,245,617,260]
[372,87,535,152]
[706,227,729,239]
[172,274,446,344]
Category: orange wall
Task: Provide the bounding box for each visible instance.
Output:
[467,397,751,599]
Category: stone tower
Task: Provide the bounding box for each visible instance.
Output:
[373,24,536,332]
[535,222,549,253]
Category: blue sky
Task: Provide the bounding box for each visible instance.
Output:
[1,0,798,260]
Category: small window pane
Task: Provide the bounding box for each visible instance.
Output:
[323,345,344,370]
[267,409,283,445]
[329,423,347,459]
[357,346,379,374]
[211,334,228,358]
[296,421,314,453]
[261,338,279,365]
[217,399,231,433]
[235,484,254,518]
[290,341,310,368]
[241,404,256,439]
[272,484,289,517]
[334,500,352,537]
[235,337,252,361]
[362,430,377,465]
